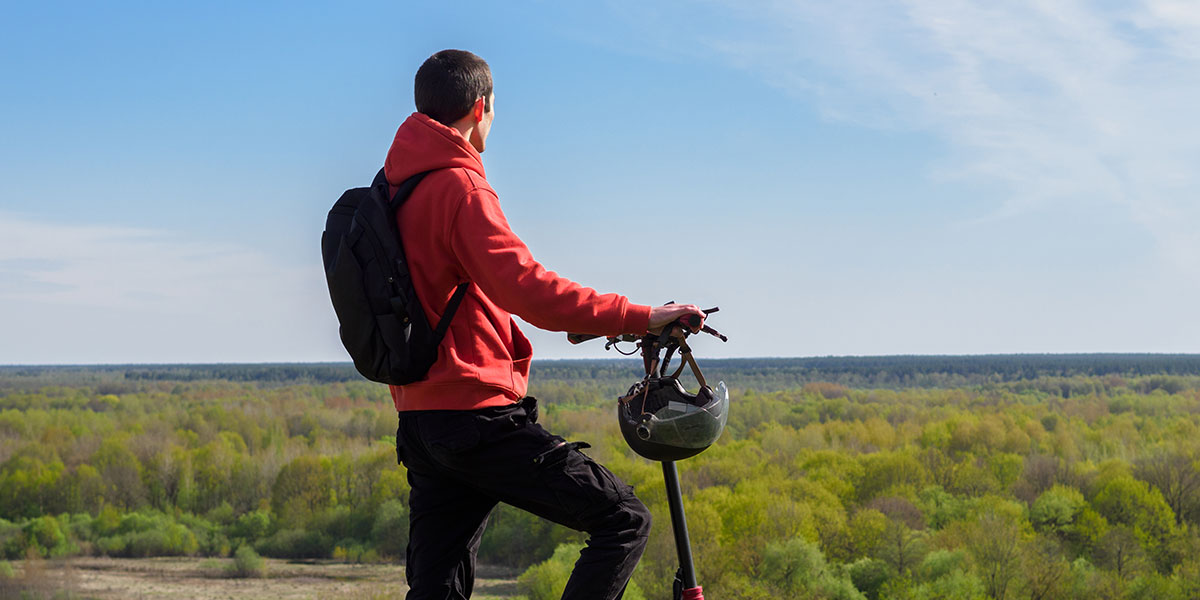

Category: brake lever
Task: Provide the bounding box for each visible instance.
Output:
[701,325,728,342]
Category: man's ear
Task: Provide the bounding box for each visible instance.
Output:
[471,96,486,123]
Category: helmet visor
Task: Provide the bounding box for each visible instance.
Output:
[644,381,729,448]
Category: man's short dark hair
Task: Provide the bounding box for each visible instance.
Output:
[415,50,493,126]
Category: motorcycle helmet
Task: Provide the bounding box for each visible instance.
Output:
[618,377,729,462]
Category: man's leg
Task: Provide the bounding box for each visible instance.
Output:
[558,492,652,600]
[399,414,499,600]
[421,403,652,600]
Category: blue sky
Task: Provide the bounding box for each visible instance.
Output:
[2,1,1198,364]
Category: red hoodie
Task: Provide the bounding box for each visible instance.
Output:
[384,113,652,411]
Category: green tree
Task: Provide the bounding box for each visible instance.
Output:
[21,515,72,558]
[228,544,267,578]
[1096,526,1147,580]
[874,520,926,576]
[0,450,65,518]
[271,455,335,526]
[965,511,1023,600]
[1030,484,1086,536]
[92,437,147,510]
[848,558,890,600]
[828,509,888,562]
[913,570,987,600]
[1068,507,1109,554]
[369,499,408,559]
[1019,535,1070,600]
[760,537,865,600]
[518,543,645,600]
[1134,451,1200,526]
[920,549,968,581]
[1093,475,1175,540]
[857,452,927,502]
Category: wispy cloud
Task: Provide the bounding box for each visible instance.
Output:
[0,214,288,312]
[0,213,340,363]
[621,0,1200,269]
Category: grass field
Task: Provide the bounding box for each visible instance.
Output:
[3,557,521,600]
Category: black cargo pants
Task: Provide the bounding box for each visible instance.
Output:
[396,397,651,600]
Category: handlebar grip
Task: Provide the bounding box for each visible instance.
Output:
[567,332,601,345]
[678,314,703,329]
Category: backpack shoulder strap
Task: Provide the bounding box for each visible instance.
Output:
[434,283,470,339]
[376,166,469,337]
[373,168,433,213]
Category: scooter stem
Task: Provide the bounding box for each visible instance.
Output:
[662,460,704,600]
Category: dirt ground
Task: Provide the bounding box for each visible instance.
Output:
[8,557,521,600]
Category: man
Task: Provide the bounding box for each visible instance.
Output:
[386,49,705,600]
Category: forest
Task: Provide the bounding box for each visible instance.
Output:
[2,356,1200,599]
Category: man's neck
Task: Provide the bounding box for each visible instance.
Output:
[450,116,476,148]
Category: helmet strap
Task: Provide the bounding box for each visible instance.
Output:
[661,345,678,377]
[676,338,708,389]
[641,331,710,389]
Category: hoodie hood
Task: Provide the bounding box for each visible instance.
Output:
[384,112,485,185]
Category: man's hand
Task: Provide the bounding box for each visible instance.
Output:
[647,304,705,334]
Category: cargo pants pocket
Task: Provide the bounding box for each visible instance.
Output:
[534,441,631,526]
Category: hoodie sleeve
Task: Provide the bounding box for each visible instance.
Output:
[448,188,651,336]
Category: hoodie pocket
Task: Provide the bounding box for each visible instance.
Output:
[509,319,533,390]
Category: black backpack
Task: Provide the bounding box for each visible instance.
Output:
[321,168,468,385]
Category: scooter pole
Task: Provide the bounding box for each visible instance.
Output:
[662,460,704,600]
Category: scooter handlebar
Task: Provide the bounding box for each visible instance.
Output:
[566,307,726,344]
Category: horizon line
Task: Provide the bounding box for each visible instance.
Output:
[4,352,1200,369]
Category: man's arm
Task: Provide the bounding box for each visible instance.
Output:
[449,189,707,336]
